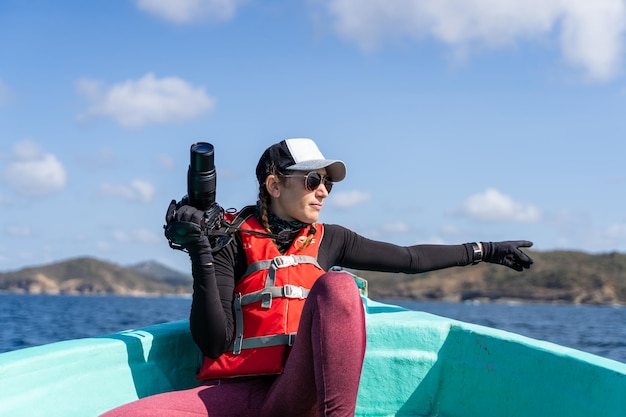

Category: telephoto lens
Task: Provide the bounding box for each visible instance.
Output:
[187,142,216,211]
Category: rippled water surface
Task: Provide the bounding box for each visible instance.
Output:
[0,294,190,353]
[1,294,625,364]
[393,300,626,363]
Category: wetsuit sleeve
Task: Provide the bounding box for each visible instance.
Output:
[318,224,474,273]
[188,236,241,359]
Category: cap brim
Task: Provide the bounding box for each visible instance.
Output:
[286,159,346,182]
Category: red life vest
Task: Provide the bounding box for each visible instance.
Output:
[196,212,325,380]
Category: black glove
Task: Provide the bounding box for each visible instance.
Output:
[482,240,534,271]
[164,200,211,251]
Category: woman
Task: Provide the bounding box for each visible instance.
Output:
[102,138,533,417]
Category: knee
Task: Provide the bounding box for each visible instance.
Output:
[311,271,362,310]
[315,271,358,291]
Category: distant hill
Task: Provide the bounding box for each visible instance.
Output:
[1,250,626,304]
[0,257,192,296]
[128,260,193,287]
[359,250,626,305]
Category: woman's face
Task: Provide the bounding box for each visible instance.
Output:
[267,168,330,224]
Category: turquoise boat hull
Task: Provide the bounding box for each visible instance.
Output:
[1,297,625,417]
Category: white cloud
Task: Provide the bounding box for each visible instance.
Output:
[440,224,463,236]
[111,228,161,244]
[157,154,175,170]
[381,221,411,233]
[96,241,111,250]
[605,223,626,240]
[459,188,541,223]
[76,73,216,128]
[6,226,32,237]
[100,179,156,203]
[322,0,626,81]
[3,140,67,197]
[136,0,244,24]
[564,222,626,252]
[329,190,371,208]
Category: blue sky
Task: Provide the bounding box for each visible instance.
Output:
[1,0,626,274]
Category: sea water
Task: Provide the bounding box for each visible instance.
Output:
[1,294,625,363]
[393,299,626,363]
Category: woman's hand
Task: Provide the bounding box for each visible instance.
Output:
[481,240,534,271]
[164,200,211,251]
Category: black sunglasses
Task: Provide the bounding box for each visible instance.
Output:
[281,172,334,193]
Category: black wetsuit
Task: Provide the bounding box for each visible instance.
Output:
[189,221,475,359]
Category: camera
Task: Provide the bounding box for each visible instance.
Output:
[165,142,227,251]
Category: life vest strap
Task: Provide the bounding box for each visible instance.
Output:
[240,284,310,309]
[233,293,244,354]
[243,255,321,280]
[228,333,297,354]
[232,237,324,357]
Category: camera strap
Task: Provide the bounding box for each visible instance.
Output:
[207,205,257,251]
[217,205,300,245]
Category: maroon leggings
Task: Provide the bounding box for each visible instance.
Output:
[100,272,366,417]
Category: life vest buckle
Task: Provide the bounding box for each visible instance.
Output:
[272,255,297,268]
[233,334,243,355]
[261,291,272,309]
[283,284,305,299]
